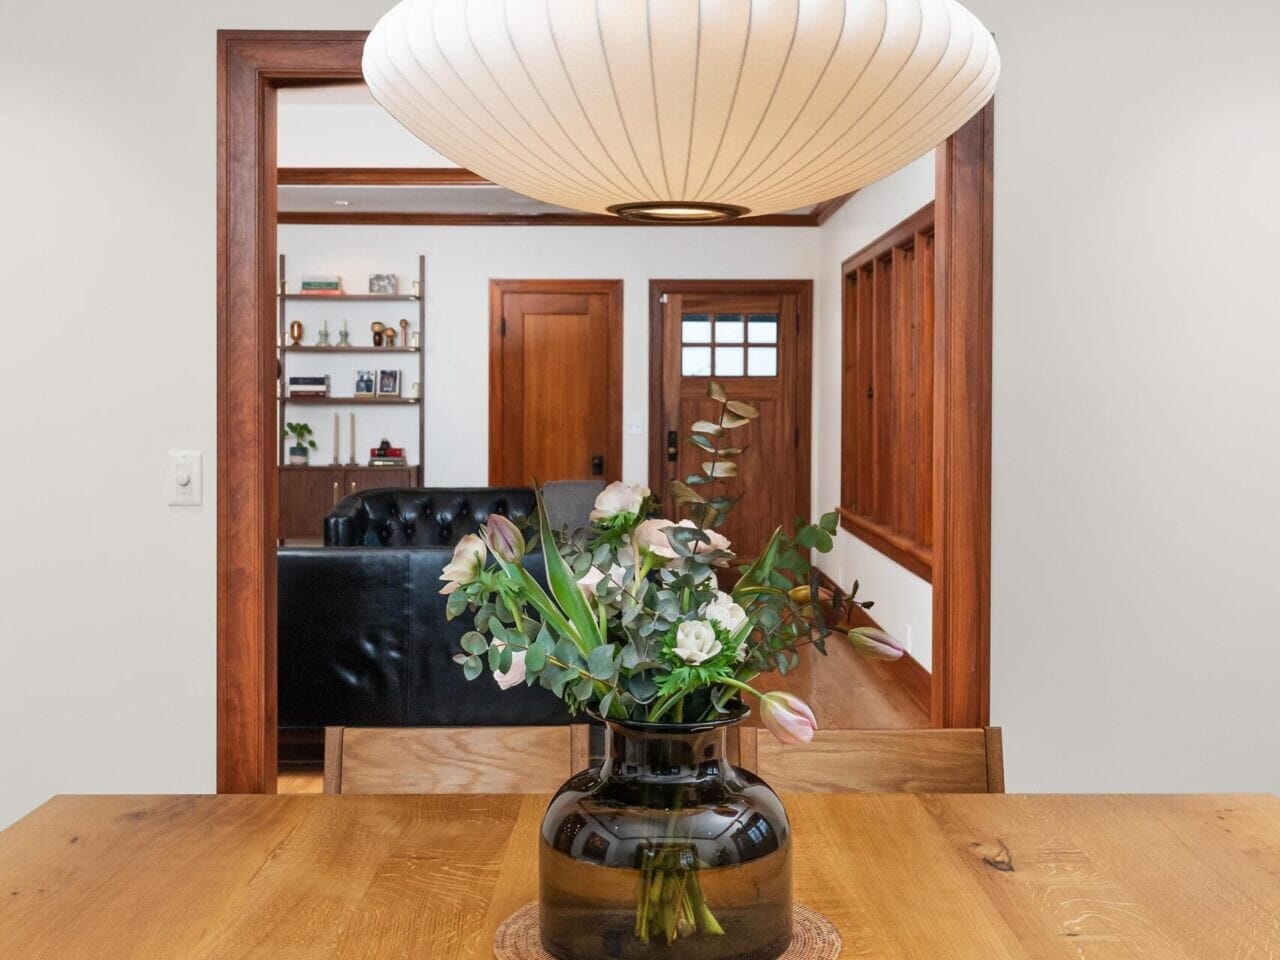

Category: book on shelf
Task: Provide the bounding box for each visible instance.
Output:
[368,457,408,467]
[300,275,342,293]
[288,375,330,387]
[287,390,329,398]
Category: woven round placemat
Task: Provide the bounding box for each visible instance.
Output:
[494,901,841,960]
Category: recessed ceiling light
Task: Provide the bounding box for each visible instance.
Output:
[333,199,351,207]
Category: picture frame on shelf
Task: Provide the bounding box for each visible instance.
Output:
[376,369,401,398]
[355,370,376,398]
[369,273,399,295]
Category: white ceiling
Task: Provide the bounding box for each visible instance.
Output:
[279,184,580,216]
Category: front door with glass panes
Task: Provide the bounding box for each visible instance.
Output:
[654,283,811,560]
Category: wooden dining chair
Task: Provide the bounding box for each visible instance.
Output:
[323,725,592,794]
[734,727,1004,794]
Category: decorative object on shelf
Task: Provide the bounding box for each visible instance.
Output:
[384,328,398,348]
[376,369,401,397]
[288,375,330,398]
[369,273,399,295]
[288,320,303,346]
[332,412,341,465]
[371,321,385,347]
[399,318,410,347]
[348,413,357,466]
[363,0,999,223]
[412,279,421,297]
[336,321,351,348]
[316,320,331,348]
[410,381,420,399]
[441,381,902,960]
[281,421,317,466]
[354,370,376,398]
[411,329,421,349]
[301,274,342,296]
[369,439,407,467]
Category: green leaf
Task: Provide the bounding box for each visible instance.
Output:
[670,480,705,504]
[687,434,715,452]
[707,380,727,403]
[463,656,483,681]
[718,446,746,457]
[460,631,488,656]
[524,642,547,673]
[534,486,603,652]
[720,410,751,429]
[587,645,616,680]
[702,461,738,478]
[572,676,597,701]
[726,399,759,419]
[691,420,724,436]
[819,511,839,534]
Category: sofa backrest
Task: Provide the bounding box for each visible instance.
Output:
[325,486,537,547]
[278,546,571,729]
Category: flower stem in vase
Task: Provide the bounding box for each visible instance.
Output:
[635,843,724,945]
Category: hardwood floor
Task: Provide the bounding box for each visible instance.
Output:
[275,645,927,794]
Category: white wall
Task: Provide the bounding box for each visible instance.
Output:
[968,0,1280,791]
[813,154,936,670]
[280,224,819,485]
[1,0,1278,828]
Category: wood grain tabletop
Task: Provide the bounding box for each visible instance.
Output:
[2,792,1278,959]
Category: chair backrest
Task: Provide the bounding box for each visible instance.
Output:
[540,479,606,532]
[324,725,591,794]
[735,727,1004,794]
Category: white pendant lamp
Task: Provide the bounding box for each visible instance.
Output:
[363,0,999,222]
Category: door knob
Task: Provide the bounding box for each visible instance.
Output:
[666,430,678,462]
[591,455,604,476]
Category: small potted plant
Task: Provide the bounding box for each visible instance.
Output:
[282,421,317,465]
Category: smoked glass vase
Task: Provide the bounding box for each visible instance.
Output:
[539,709,792,960]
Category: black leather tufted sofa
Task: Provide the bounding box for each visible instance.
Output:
[279,487,569,747]
[325,486,537,547]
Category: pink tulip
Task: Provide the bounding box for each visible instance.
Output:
[759,692,817,744]
[493,643,527,690]
[846,627,904,661]
[484,514,525,562]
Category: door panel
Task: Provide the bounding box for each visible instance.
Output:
[653,284,811,560]
[490,282,622,487]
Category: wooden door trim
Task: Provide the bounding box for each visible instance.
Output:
[647,279,813,526]
[488,279,624,486]
[931,101,994,728]
[217,30,368,793]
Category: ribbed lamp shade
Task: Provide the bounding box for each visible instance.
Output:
[363,0,999,221]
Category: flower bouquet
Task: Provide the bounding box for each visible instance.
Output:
[442,381,901,960]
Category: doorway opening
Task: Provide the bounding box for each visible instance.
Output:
[216,31,992,793]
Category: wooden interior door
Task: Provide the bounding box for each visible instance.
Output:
[489,280,622,486]
[651,281,812,560]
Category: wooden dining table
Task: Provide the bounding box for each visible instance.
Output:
[2,792,1278,958]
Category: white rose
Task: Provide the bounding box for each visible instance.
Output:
[590,481,650,522]
[703,591,747,633]
[673,620,722,665]
[439,534,486,594]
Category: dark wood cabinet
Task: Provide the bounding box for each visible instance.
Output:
[279,466,419,541]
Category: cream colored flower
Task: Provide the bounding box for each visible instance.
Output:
[636,518,732,562]
[703,591,747,633]
[439,534,486,594]
[673,620,722,665]
[590,481,650,522]
[577,563,626,599]
[492,641,527,690]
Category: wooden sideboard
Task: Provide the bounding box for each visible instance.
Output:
[279,465,419,541]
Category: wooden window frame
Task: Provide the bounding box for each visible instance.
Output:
[217,27,993,792]
[838,202,936,582]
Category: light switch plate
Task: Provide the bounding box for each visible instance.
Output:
[625,420,644,436]
[168,450,203,506]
